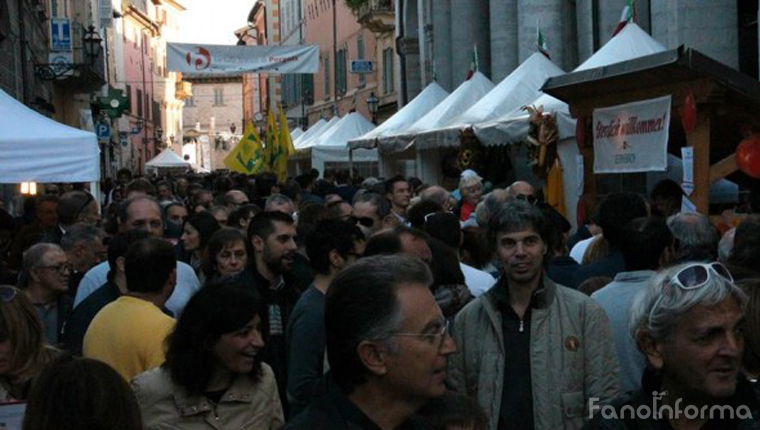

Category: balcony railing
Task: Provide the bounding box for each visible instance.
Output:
[356,0,394,33]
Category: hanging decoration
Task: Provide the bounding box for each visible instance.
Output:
[456,129,484,172]
[523,104,559,178]
[680,89,697,135]
[736,133,760,179]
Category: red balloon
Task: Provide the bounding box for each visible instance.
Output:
[680,91,697,134]
[736,134,760,179]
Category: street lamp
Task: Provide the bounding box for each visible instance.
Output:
[366,92,379,124]
[35,25,103,80]
[82,25,103,64]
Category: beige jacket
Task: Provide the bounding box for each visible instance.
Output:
[448,276,620,430]
[131,364,284,430]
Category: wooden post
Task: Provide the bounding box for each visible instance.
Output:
[687,111,711,214]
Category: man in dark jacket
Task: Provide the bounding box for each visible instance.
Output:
[283,255,456,429]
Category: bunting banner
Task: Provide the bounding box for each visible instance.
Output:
[593,95,671,173]
[167,43,320,74]
[224,124,266,174]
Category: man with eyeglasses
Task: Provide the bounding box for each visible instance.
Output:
[286,219,365,417]
[586,262,755,429]
[283,255,456,429]
[506,180,537,204]
[448,199,619,430]
[21,242,72,346]
[73,196,200,316]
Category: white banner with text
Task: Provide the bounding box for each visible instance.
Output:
[593,95,671,173]
[167,43,320,75]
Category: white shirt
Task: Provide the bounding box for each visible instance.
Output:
[73,260,200,316]
[570,236,596,264]
[460,263,496,297]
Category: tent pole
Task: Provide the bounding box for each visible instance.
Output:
[349,149,354,179]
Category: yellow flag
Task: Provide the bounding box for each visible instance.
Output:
[224,123,266,175]
[279,108,296,157]
[265,110,278,171]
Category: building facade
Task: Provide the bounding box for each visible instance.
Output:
[398,0,756,102]
[182,75,243,171]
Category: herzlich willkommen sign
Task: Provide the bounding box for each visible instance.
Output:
[167,43,319,75]
[593,95,671,173]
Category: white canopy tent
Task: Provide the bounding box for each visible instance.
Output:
[376,72,495,153]
[293,119,326,149]
[473,23,667,145]
[290,127,305,140]
[306,112,377,174]
[145,149,190,172]
[348,82,450,150]
[297,116,341,150]
[0,88,100,183]
[413,53,565,150]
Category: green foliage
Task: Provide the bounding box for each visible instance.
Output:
[343,0,368,13]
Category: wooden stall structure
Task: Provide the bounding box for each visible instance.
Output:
[542,47,760,214]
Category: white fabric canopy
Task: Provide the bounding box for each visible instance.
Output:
[348,82,450,150]
[290,127,305,140]
[298,116,341,150]
[377,72,494,153]
[413,53,565,150]
[474,23,667,146]
[306,112,377,174]
[293,119,326,149]
[0,88,100,183]
[145,149,190,169]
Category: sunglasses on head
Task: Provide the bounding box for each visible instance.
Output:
[349,216,375,228]
[672,262,733,290]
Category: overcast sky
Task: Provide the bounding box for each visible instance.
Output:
[176,0,255,45]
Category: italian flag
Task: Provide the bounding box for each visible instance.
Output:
[466,44,479,80]
[537,24,550,59]
[613,0,636,36]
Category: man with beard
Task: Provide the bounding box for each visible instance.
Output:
[248,210,300,414]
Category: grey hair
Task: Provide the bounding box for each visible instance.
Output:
[353,192,392,218]
[476,189,509,227]
[60,223,103,252]
[629,262,746,344]
[22,243,63,287]
[419,186,450,208]
[264,194,294,211]
[718,228,736,263]
[666,213,718,255]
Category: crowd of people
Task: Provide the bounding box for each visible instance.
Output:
[0,166,758,430]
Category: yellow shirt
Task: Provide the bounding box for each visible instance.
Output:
[83,296,175,381]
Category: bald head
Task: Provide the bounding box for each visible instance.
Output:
[506,181,535,199]
[419,186,451,211]
[225,190,249,209]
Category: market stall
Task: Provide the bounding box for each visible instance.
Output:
[541,47,760,215]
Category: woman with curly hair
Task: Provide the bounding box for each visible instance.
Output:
[131,282,283,429]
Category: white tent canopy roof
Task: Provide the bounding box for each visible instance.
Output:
[293,119,326,149]
[145,149,190,168]
[308,112,378,174]
[378,71,494,152]
[290,127,305,140]
[413,53,565,150]
[298,116,341,150]
[474,23,667,146]
[348,82,450,150]
[0,88,100,183]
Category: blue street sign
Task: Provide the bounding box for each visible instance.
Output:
[350,60,373,74]
[96,123,111,140]
[51,18,72,51]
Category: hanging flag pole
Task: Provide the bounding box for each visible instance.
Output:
[612,0,636,36]
[466,44,479,80]
[536,20,550,59]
